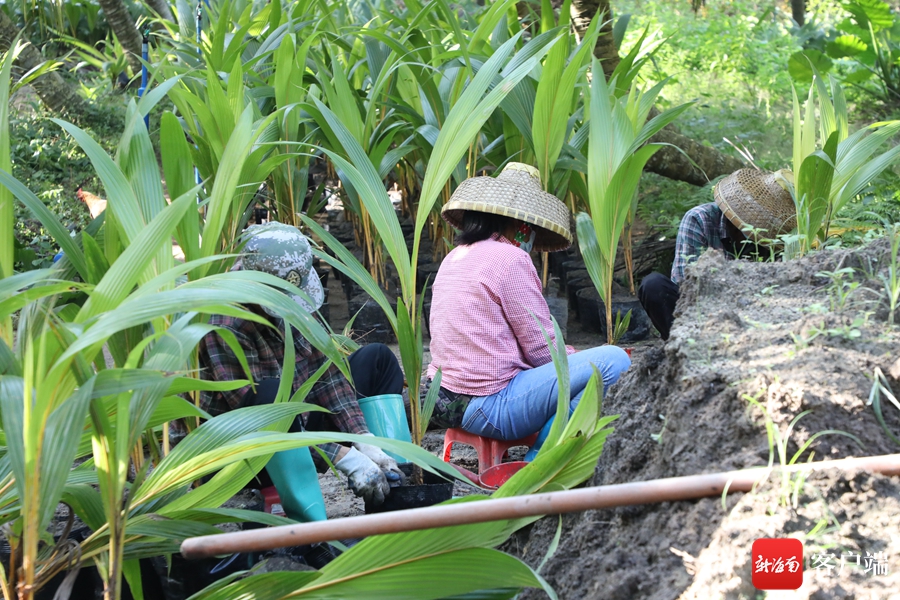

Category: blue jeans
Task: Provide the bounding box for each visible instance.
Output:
[460,346,631,440]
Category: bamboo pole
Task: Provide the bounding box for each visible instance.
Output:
[181,453,900,559]
[541,252,549,289]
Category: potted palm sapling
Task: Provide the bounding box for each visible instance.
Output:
[577,58,694,344]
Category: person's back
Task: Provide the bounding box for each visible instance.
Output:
[425,162,630,452]
[428,236,545,396]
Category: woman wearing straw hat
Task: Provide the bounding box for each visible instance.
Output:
[426,163,631,459]
[638,168,796,340]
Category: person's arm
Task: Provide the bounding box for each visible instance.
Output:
[304,349,369,464]
[497,253,568,367]
[671,206,713,284]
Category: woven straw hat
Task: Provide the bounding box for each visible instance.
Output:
[441,163,573,251]
[713,169,797,240]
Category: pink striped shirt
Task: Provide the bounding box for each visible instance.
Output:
[427,234,574,397]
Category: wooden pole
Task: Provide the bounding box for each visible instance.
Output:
[180,453,900,559]
[541,252,549,289]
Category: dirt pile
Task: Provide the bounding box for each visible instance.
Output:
[680,470,900,599]
[515,239,900,599]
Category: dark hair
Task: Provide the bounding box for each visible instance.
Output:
[454,211,514,246]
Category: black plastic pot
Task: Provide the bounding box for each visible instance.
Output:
[1,545,164,600]
[422,302,432,336]
[416,262,441,292]
[317,301,330,325]
[576,287,604,332]
[575,288,651,342]
[347,292,396,344]
[548,249,577,279]
[560,259,586,283]
[545,293,568,339]
[315,261,329,289]
[566,269,591,314]
[364,463,454,514]
[341,277,363,302]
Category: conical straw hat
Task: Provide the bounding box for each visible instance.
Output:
[441,163,573,252]
[714,168,797,240]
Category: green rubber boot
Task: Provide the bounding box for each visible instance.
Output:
[265,448,327,522]
[357,393,412,463]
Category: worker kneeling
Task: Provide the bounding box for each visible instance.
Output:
[198,222,405,520]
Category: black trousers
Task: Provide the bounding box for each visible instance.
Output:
[246,343,404,408]
[346,343,405,398]
[637,273,680,341]
[305,343,404,431]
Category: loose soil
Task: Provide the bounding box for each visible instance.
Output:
[509,240,900,600]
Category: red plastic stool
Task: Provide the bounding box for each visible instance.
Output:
[260,486,285,516]
[442,428,538,474]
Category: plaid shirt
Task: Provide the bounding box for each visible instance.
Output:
[198,308,367,463]
[427,234,575,397]
[671,202,728,284]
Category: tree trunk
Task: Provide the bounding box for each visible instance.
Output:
[97,0,143,73]
[644,129,745,186]
[144,0,175,23]
[0,11,88,117]
[570,0,746,184]
[791,0,805,26]
[570,0,619,79]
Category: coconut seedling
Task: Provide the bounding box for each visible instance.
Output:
[578,58,694,344]
[789,78,839,256]
[879,224,900,327]
[0,42,15,348]
[0,37,49,345]
[0,99,357,599]
[531,8,600,195]
[303,33,551,453]
[530,9,601,286]
[610,28,669,295]
[868,366,900,445]
[267,31,321,228]
[611,309,633,346]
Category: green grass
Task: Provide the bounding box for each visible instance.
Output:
[11,87,125,269]
[618,0,799,146]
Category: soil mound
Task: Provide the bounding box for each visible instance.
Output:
[515,239,900,599]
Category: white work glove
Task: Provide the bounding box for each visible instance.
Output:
[335,447,390,505]
[354,433,404,485]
